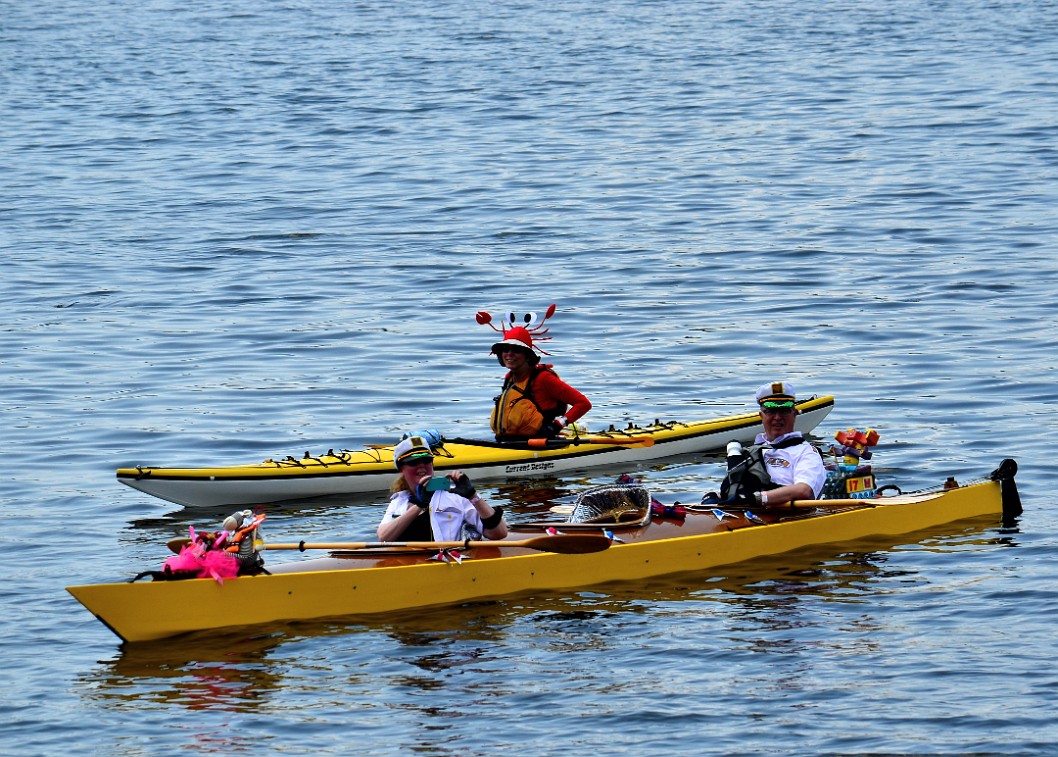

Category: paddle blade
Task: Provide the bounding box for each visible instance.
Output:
[519,533,613,554]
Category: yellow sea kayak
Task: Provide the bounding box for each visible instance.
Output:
[116,395,835,507]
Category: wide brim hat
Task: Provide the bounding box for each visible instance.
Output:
[393,435,435,469]
[491,326,540,364]
[755,381,797,406]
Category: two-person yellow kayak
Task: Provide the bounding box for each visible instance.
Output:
[71,458,1019,643]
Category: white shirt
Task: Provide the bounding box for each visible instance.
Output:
[753,432,828,499]
[380,489,484,542]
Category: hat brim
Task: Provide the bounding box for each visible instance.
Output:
[492,339,534,353]
[397,451,434,467]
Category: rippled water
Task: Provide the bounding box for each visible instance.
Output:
[4,0,1058,754]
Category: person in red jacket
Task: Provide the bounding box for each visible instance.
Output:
[489,326,592,441]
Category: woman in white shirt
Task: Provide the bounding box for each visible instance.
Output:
[377,435,508,542]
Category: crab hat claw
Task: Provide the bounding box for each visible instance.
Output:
[476,303,559,347]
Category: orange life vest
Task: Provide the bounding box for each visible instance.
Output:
[490,365,565,439]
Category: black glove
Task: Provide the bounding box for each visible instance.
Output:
[411,484,430,508]
[452,473,476,500]
[738,489,761,507]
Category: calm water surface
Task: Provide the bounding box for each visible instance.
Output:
[4,0,1058,754]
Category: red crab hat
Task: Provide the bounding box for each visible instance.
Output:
[478,304,557,366]
[491,326,540,366]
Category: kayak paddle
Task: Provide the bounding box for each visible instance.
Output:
[167,532,612,555]
[445,435,654,449]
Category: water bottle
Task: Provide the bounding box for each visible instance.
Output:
[726,441,743,469]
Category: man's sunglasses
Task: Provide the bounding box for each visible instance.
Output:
[761,401,795,412]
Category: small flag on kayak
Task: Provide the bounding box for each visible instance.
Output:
[430,548,465,564]
[650,500,687,520]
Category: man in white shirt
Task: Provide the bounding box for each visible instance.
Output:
[748,381,828,507]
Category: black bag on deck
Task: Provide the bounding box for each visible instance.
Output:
[719,437,809,504]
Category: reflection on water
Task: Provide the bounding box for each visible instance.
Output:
[86,631,294,712]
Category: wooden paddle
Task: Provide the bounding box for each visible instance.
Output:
[562,494,921,516]
[365,434,654,452]
[780,495,921,510]
[445,435,654,450]
[167,533,611,555]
